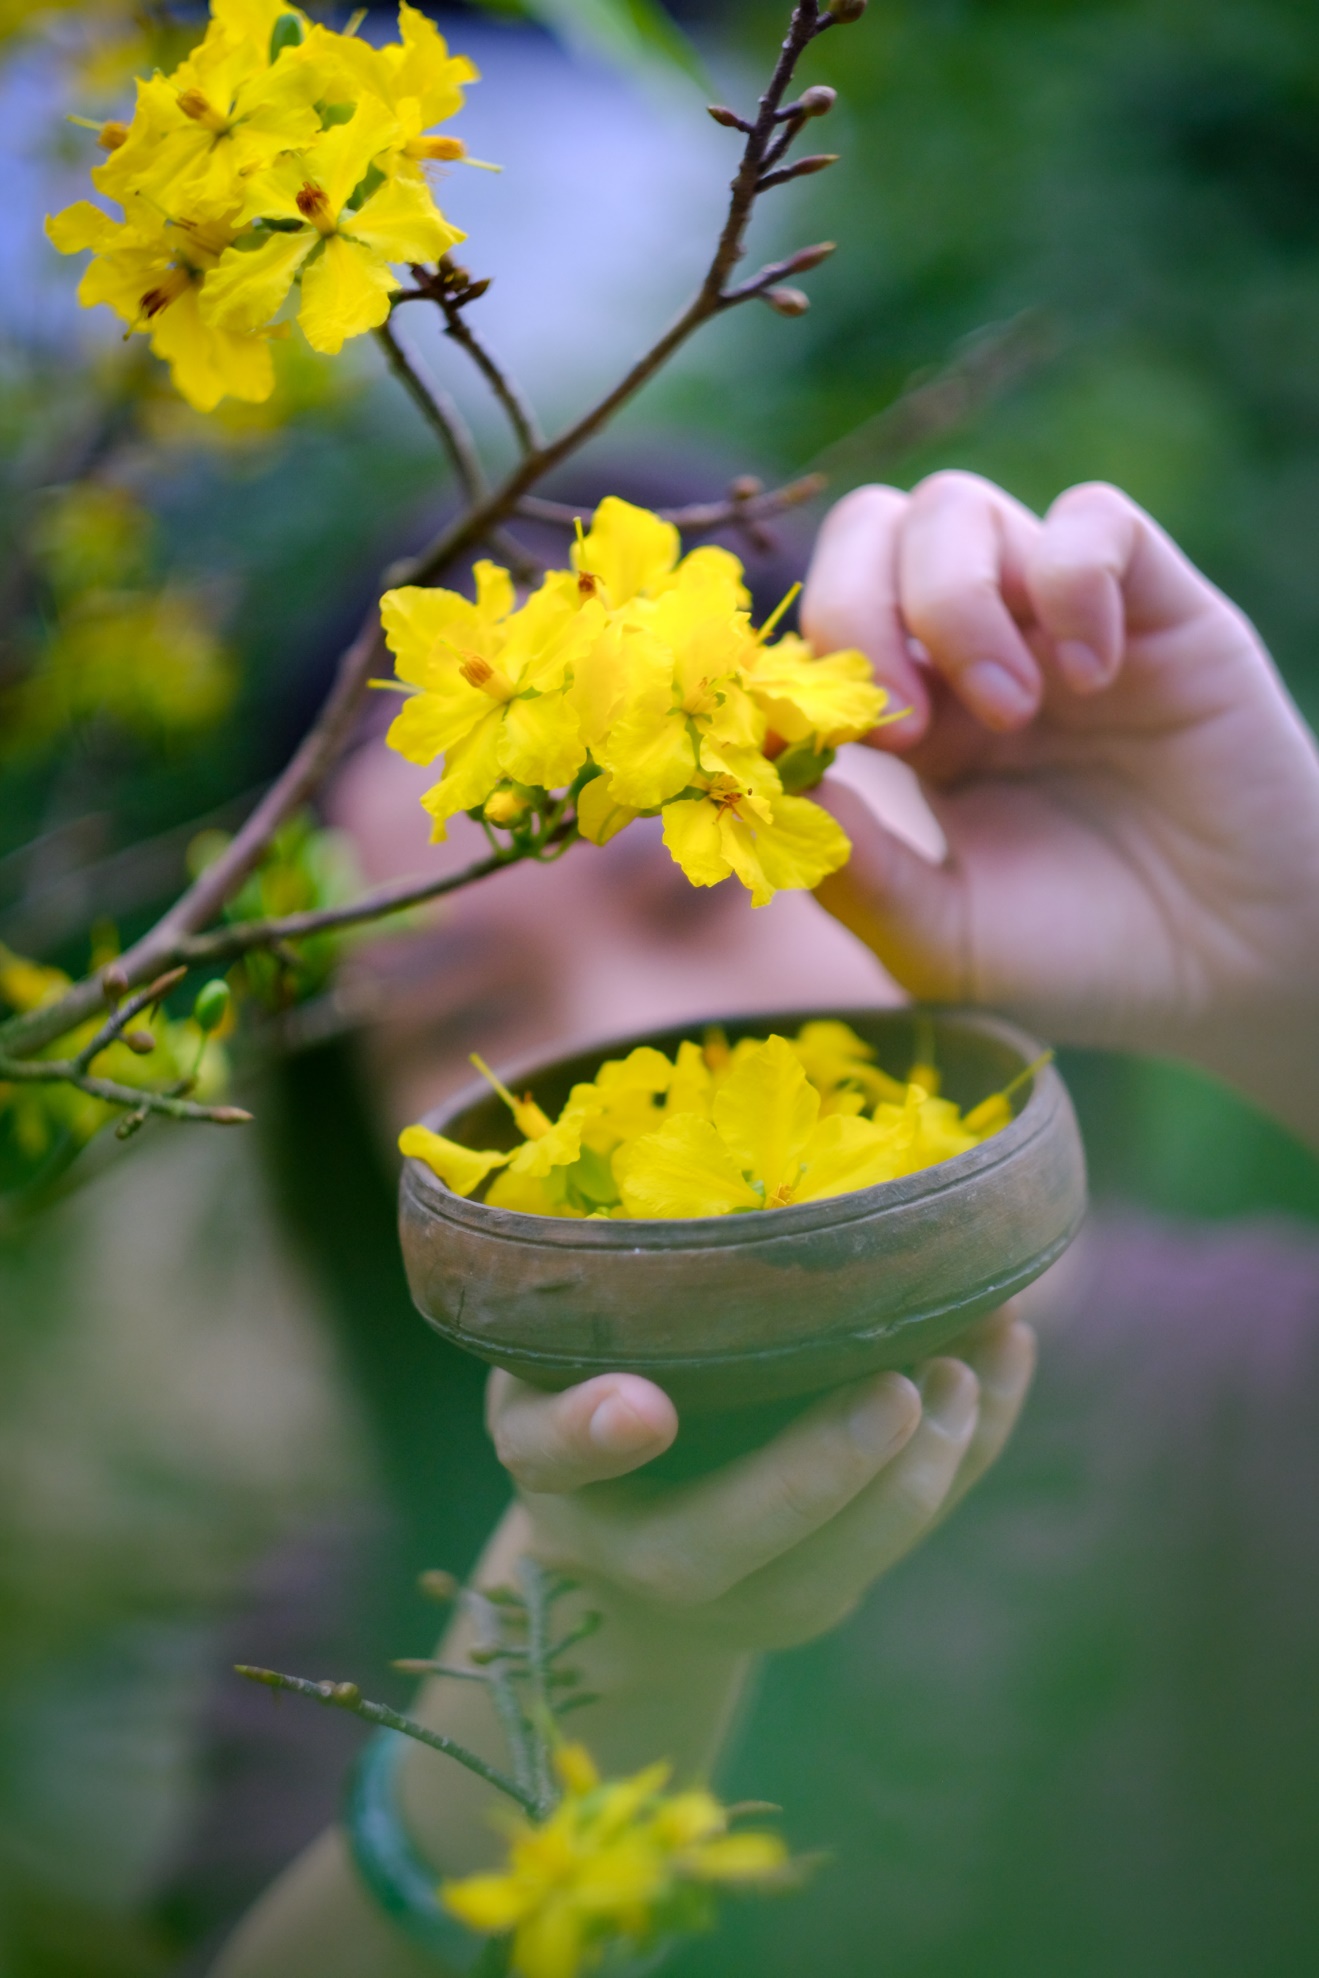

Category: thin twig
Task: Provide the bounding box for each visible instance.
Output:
[0,1055,251,1125]
[515,472,826,536]
[72,966,187,1071]
[401,0,838,589]
[434,291,544,456]
[375,320,486,500]
[234,1667,537,1815]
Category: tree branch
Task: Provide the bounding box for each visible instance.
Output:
[0,0,841,1069]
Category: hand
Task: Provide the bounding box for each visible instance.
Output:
[802,474,1319,1145]
[487,1309,1035,1654]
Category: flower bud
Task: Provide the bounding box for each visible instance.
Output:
[484,787,531,828]
[730,475,763,499]
[707,104,746,130]
[193,977,231,1034]
[102,964,129,1003]
[418,1568,460,1602]
[763,286,811,317]
[269,10,305,61]
[124,1029,157,1055]
[326,1682,361,1707]
[830,0,868,22]
[800,86,837,117]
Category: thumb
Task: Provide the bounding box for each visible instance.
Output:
[814,777,969,1002]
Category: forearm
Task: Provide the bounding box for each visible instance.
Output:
[212,1503,752,1978]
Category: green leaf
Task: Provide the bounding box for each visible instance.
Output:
[466,0,708,89]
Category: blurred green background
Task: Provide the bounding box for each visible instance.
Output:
[2,2,1318,1974]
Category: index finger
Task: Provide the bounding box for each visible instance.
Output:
[801,485,931,746]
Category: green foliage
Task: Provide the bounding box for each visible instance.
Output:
[467,0,708,85]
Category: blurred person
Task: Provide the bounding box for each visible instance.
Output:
[211,474,1319,1978]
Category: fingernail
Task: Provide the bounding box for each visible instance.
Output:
[961,659,1037,728]
[589,1395,657,1454]
[846,1374,915,1458]
[1056,639,1109,693]
[918,1360,978,1438]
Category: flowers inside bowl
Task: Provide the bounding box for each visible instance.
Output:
[400,1019,1035,1222]
[397,1007,1086,1414]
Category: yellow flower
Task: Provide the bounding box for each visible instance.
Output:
[747,630,890,752]
[301,3,479,174]
[92,12,323,213]
[442,1744,788,1978]
[614,1035,909,1217]
[381,565,594,840]
[47,197,277,409]
[16,588,234,744]
[660,770,851,908]
[200,95,463,354]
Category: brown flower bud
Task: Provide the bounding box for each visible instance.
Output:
[800,86,837,117]
[124,1029,157,1055]
[729,475,763,499]
[102,964,129,1003]
[707,104,747,130]
[763,285,811,317]
[830,0,868,22]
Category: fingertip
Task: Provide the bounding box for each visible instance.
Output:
[916,1356,980,1439]
[588,1376,677,1460]
[959,657,1041,731]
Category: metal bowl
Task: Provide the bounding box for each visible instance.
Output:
[399,1006,1086,1414]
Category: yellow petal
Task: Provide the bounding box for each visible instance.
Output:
[485,1169,584,1217]
[512,1900,583,1978]
[298,234,397,354]
[441,1871,536,1933]
[660,796,730,890]
[615,1114,761,1218]
[46,200,121,256]
[574,497,679,605]
[749,634,887,746]
[576,773,637,848]
[791,1112,904,1204]
[497,690,584,791]
[554,1743,601,1795]
[148,286,275,411]
[663,1039,713,1119]
[600,701,694,810]
[346,169,465,267]
[747,793,851,900]
[386,683,488,765]
[201,227,313,335]
[398,1125,511,1197]
[712,1035,818,1202]
[310,93,402,214]
[682,1831,788,1882]
[419,710,504,840]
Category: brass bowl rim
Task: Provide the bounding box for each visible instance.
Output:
[400,1004,1062,1252]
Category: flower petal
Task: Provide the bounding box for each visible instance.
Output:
[298,234,396,353]
[398,1125,511,1197]
[201,227,313,335]
[712,1035,818,1202]
[615,1114,761,1218]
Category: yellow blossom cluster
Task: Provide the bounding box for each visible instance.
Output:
[400,1018,1023,1220]
[0,944,228,1176]
[442,1742,789,1978]
[46,0,477,410]
[383,498,895,905]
